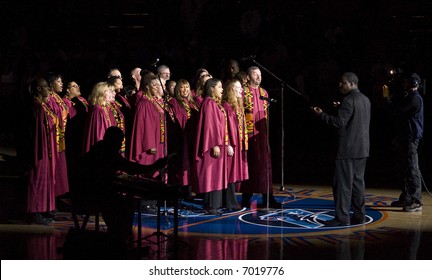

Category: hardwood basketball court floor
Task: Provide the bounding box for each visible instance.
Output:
[1,183,431,260]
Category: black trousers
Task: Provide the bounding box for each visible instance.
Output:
[203,183,238,209]
[333,158,367,223]
[396,139,422,204]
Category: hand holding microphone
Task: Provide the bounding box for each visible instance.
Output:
[260,95,277,103]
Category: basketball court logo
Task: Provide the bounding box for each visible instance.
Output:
[239,208,375,230]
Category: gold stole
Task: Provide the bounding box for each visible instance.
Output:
[243,86,267,137]
[39,99,58,158]
[236,108,248,151]
[183,99,199,119]
[50,93,68,152]
[108,101,126,153]
[155,97,175,123]
[148,96,166,144]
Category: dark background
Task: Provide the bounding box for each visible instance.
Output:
[0,0,431,189]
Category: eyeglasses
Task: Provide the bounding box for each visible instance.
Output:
[69,85,80,89]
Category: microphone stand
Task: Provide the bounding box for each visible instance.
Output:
[249,57,299,202]
[157,74,171,217]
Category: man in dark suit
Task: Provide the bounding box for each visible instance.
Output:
[312,72,371,226]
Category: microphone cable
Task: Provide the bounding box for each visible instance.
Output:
[418,138,431,197]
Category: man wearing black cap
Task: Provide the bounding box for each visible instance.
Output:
[388,73,424,212]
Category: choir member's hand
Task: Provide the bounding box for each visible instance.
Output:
[227,145,234,157]
[212,146,221,158]
[332,101,341,107]
[148,147,157,155]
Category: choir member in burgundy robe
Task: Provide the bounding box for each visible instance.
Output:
[27,78,57,225]
[62,81,88,184]
[192,78,231,214]
[129,75,167,179]
[128,69,153,113]
[241,67,280,208]
[47,73,69,198]
[193,73,212,108]
[110,76,132,156]
[191,68,210,97]
[222,79,249,207]
[169,79,199,187]
[105,77,126,157]
[83,82,117,153]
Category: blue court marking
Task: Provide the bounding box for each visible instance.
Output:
[133,196,383,235]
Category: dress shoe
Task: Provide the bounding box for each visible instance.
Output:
[241,201,251,208]
[322,218,350,226]
[43,210,57,219]
[260,195,282,209]
[205,208,219,215]
[350,217,365,225]
[29,213,52,226]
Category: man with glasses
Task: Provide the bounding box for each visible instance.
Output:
[157,64,171,91]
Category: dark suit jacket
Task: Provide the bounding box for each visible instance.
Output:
[319,89,371,159]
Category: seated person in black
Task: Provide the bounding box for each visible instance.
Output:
[74,126,168,243]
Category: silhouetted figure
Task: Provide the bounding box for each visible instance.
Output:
[387,73,424,212]
[75,126,167,243]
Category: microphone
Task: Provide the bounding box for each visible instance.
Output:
[241,55,256,61]
[260,95,277,103]
[150,58,160,67]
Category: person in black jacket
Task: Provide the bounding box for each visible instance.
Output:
[75,126,168,243]
[312,72,371,226]
[387,73,424,212]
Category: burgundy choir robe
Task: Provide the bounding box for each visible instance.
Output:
[83,104,116,153]
[241,87,273,193]
[63,96,88,179]
[27,99,57,213]
[129,96,166,168]
[128,90,144,113]
[194,95,204,109]
[223,103,249,184]
[169,98,199,185]
[47,92,69,196]
[192,98,227,194]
